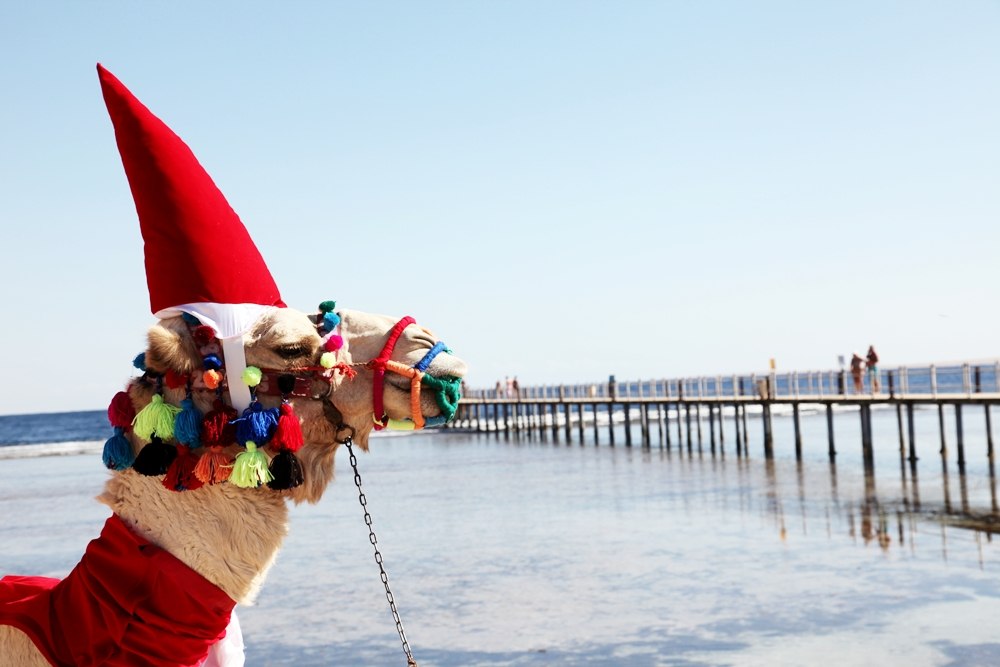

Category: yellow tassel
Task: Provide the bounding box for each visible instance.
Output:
[229,442,273,488]
[132,395,182,442]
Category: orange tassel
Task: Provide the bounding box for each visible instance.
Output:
[193,446,234,484]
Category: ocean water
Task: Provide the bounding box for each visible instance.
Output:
[1,408,999,666]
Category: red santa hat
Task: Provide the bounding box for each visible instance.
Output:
[98,63,284,411]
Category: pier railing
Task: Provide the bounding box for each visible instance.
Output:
[466,362,1000,402]
[453,360,1000,467]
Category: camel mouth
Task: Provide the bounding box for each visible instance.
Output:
[382,374,413,394]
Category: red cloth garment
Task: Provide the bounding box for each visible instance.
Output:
[0,514,236,667]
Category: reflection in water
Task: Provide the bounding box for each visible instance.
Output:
[611,429,1000,564]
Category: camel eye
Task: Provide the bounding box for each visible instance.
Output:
[275,344,310,360]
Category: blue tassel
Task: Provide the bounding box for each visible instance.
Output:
[322,312,341,333]
[174,398,202,447]
[133,353,147,371]
[102,427,135,471]
[233,403,279,446]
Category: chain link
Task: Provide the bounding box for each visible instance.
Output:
[344,437,418,667]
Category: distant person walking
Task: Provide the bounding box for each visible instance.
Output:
[850,352,865,394]
[866,346,880,393]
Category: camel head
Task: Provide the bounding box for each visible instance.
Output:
[118,303,467,504]
[93,67,469,507]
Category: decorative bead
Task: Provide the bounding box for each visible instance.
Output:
[203,369,222,389]
[322,312,341,333]
[318,300,337,313]
[242,366,263,387]
[193,325,217,346]
[323,335,343,352]
[320,352,336,369]
[203,354,223,371]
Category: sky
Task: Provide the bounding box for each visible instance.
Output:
[1,1,999,415]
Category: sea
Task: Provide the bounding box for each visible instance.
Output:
[1,407,999,666]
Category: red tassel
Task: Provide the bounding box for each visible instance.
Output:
[202,399,238,446]
[163,445,204,492]
[165,369,189,390]
[272,403,304,452]
[107,391,135,428]
[193,446,233,484]
[332,363,357,380]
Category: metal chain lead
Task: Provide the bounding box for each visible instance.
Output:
[344,436,418,667]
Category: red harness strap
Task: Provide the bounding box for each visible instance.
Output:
[0,514,236,667]
[370,316,416,430]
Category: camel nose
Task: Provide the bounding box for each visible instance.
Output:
[429,353,467,380]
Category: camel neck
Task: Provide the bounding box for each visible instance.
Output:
[97,470,289,603]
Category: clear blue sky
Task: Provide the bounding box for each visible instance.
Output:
[1,2,999,415]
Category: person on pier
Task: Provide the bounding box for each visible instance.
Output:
[866,346,880,394]
[850,352,865,393]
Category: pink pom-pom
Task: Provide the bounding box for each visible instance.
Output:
[324,335,343,352]
[107,391,136,428]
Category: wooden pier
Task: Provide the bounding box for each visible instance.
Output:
[448,364,1000,466]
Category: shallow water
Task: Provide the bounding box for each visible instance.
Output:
[1,406,999,666]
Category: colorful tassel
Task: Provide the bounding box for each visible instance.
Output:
[230,442,273,488]
[267,450,303,490]
[132,435,177,476]
[201,399,238,446]
[234,402,279,446]
[133,353,147,371]
[272,403,304,452]
[193,399,237,484]
[163,444,204,492]
[102,427,135,471]
[318,300,337,313]
[203,354,223,371]
[174,398,202,446]
[132,394,182,442]
[320,352,336,369]
[194,446,234,485]
[107,391,135,428]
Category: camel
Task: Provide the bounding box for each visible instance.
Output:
[0,305,467,666]
[0,64,468,666]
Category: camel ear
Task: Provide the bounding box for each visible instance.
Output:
[145,318,200,374]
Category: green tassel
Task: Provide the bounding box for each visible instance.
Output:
[229,441,273,488]
[132,394,183,442]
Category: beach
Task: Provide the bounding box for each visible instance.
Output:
[1,405,999,666]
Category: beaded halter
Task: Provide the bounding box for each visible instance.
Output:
[366,316,462,431]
